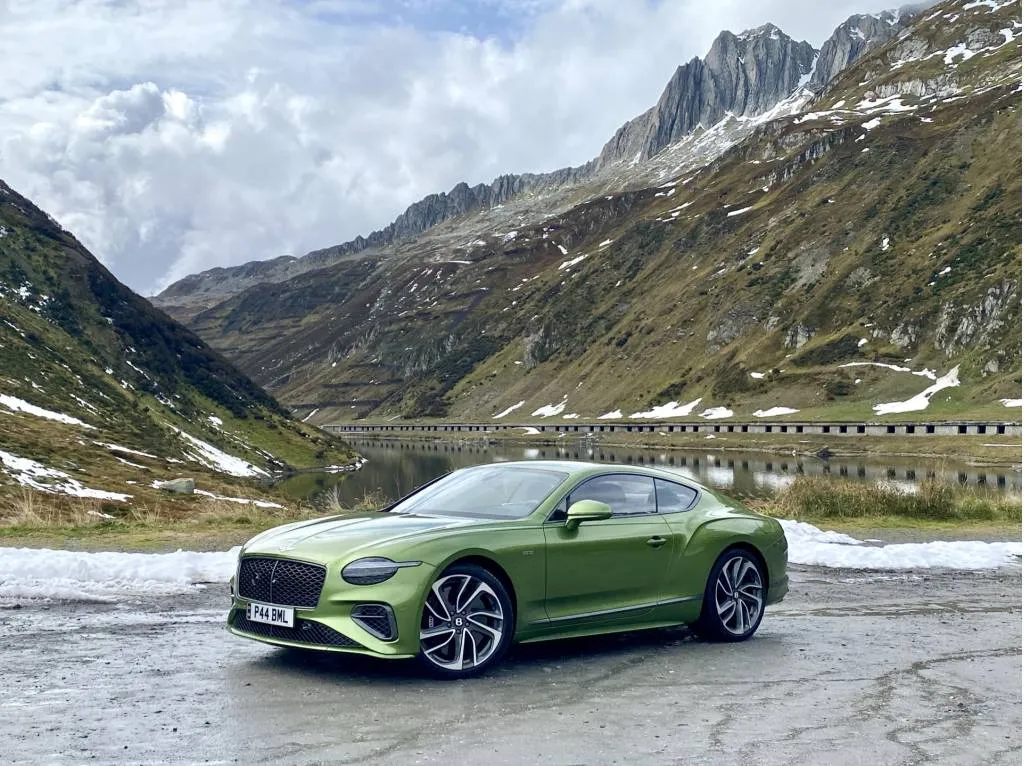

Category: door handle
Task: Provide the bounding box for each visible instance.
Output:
[646,536,668,548]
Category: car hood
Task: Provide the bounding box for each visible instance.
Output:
[240,512,481,563]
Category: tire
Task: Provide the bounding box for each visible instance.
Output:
[694,548,766,642]
[415,563,515,679]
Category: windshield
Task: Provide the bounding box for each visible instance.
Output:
[388,465,569,520]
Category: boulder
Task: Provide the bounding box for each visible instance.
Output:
[155,478,195,495]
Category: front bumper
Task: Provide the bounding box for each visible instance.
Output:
[227,603,417,658]
[226,556,435,658]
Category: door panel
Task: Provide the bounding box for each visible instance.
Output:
[543,515,673,621]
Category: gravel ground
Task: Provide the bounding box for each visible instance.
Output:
[0,562,1020,765]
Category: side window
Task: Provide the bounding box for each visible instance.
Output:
[568,475,656,516]
[654,478,698,513]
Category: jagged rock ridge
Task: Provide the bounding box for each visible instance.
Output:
[153,15,896,316]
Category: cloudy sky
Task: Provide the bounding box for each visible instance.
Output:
[1,0,880,295]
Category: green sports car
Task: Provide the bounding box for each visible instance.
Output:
[227,460,788,678]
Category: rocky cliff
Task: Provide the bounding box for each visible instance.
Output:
[809,12,903,90]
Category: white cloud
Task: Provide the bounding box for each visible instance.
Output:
[0,0,879,294]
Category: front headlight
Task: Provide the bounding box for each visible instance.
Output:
[341,557,421,586]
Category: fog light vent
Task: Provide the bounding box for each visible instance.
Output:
[352,604,397,641]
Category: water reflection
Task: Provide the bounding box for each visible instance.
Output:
[274,438,1021,506]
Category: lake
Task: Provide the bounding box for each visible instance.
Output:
[274,437,1022,506]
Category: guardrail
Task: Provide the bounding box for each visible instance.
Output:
[322,420,1022,437]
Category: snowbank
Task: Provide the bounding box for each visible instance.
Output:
[0,547,240,603]
[3,520,1018,604]
[781,519,1021,570]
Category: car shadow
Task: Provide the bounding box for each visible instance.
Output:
[247,624,754,684]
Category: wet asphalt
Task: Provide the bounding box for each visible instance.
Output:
[0,563,1020,766]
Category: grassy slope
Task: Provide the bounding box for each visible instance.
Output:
[0,181,356,511]
[184,0,1021,425]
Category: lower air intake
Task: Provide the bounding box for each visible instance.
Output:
[233,611,360,648]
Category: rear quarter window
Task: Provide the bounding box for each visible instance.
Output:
[654,478,698,513]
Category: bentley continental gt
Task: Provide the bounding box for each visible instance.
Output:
[227,461,789,678]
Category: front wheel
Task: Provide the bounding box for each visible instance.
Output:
[694,548,766,642]
[416,563,514,678]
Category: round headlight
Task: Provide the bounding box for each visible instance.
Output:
[342,557,420,585]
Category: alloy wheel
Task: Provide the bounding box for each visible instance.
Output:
[713,555,764,636]
[419,573,506,672]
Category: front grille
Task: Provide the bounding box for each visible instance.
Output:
[352,604,397,641]
[232,611,360,648]
[238,557,326,608]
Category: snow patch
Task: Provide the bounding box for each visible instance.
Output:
[699,407,734,420]
[193,490,283,509]
[631,398,702,419]
[752,407,800,418]
[558,254,589,271]
[175,430,269,477]
[301,408,319,423]
[873,366,960,415]
[598,410,623,420]
[0,450,132,502]
[531,397,568,418]
[839,362,936,380]
[749,372,765,379]
[999,398,1022,408]
[0,394,95,429]
[493,401,526,419]
[726,206,754,217]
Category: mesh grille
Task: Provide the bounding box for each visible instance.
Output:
[238,557,326,608]
[352,604,396,641]
[232,611,360,648]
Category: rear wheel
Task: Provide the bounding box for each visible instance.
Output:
[416,563,514,678]
[694,548,766,642]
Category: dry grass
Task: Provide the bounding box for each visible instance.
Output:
[315,485,388,515]
[0,483,393,539]
[0,489,304,532]
[752,476,1022,523]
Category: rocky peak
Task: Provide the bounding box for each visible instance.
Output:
[595,25,816,169]
[809,12,903,91]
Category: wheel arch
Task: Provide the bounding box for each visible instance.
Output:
[719,542,770,592]
[442,554,519,624]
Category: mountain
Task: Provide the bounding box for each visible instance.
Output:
[154,20,869,323]
[158,0,1020,426]
[0,182,355,507]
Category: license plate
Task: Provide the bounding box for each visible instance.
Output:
[246,601,294,628]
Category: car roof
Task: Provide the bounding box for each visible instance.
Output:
[461,460,710,488]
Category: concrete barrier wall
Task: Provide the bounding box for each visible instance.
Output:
[323,421,1021,437]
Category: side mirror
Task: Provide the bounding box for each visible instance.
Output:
[565,499,612,530]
